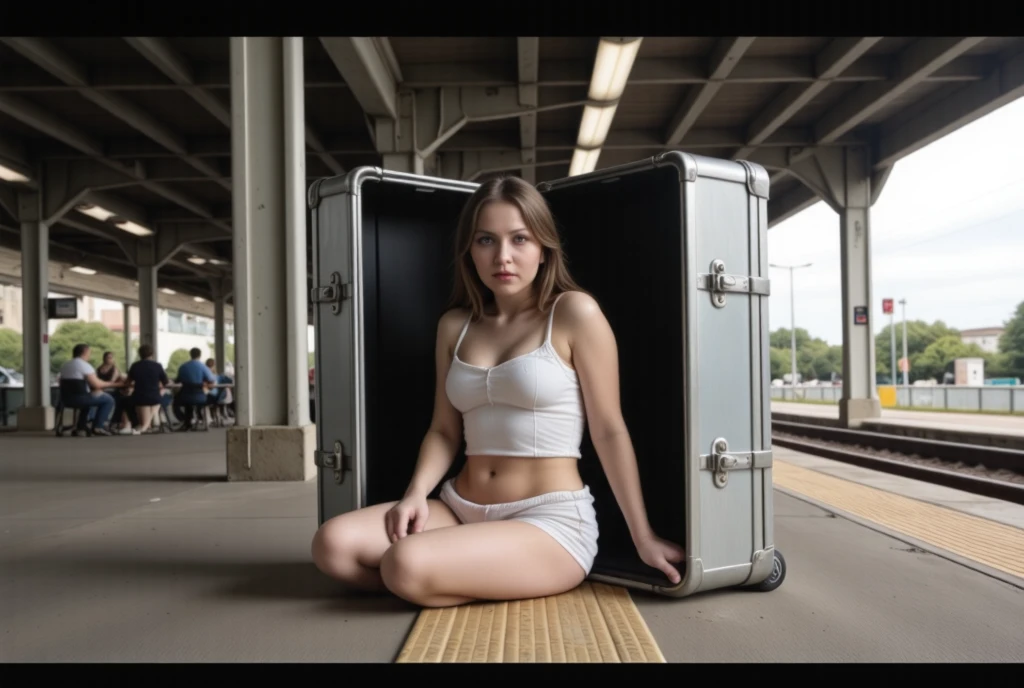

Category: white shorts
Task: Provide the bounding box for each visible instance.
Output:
[439,478,600,575]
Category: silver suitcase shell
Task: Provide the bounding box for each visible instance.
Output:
[309,152,780,598]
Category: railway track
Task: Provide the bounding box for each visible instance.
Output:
[770,420,1024,506]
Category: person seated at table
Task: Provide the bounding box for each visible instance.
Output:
[116,344,170,434]
[100,352,139,431]
[58,343,126,436]
[173,347,216,430]
[203,358,234,425]
[96,351,122,388]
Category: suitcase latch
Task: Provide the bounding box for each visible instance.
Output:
[310,272,351,315]
[315,440,352,484]
[698,260,770,308]
[701,438,772,488]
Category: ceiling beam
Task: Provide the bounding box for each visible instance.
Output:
[733,38,882,160]
[123,37,232,126]
[319,37,400,120]
[0,55,993,93]
[0,91,218,226]
[665,38,756,146]
[517,37,539,183]
[125,37,344,177]
[814,37,987,144]
[392,55,992,89]
[2,38,229,192]
[875,47,1024,169]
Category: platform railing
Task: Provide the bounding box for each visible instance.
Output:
[770,384,1023,414]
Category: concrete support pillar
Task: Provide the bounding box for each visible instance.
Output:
[214,294,226,372]
[137,265,158,363]
[123,302,133,365]
[228,36,314,481]
[837,147,881,426]
[17,191,53,431]
[788,145,883,427]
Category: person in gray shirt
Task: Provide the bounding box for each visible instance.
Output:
[59,343,125,436]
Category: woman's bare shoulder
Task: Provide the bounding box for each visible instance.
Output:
[437,307,471,346]
[554,290,605,324]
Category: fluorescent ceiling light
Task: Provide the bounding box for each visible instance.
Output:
[115,220,153,237]
[588,38,642,102]
[0,164,30,183]
[569,148,601,177]
[193,296,206,303]
[160,287,176,295]
[76,204,116,222]
[187,256,207,265]
[577,104,618,148]
[208,258,227,266]
[70,265,97,275]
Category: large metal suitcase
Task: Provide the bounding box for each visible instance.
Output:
[309,152,784,599]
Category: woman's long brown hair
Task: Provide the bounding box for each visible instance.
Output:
[447,176,587,320]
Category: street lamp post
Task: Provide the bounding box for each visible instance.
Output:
[770,262,812,387]
[898,298,909,387]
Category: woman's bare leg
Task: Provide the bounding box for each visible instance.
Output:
[311,499,461,591]
[379,520,587,607]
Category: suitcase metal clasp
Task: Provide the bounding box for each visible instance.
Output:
[310,272,351,315]
[707,438,751,488]
[314,440,352,484]
[699,260,770,308]
[702,439,773,488]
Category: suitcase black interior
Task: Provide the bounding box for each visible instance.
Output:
[356,163,686,587]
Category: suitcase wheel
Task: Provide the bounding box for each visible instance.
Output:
[756,549,786,592]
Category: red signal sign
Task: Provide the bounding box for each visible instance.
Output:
[882,298,893,314]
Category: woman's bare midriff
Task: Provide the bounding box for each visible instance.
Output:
[453,455,584,504]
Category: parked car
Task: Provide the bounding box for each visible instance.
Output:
[0,366,23,388]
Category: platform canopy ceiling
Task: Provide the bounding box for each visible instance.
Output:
[0,36,1021,303]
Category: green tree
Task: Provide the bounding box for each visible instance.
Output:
[0,327,22,372]
[875,319,960,379]
[770,327,812,351]
[996,301,1024,378]
[912,335,988,382]
[165,348,191,380]
[49,321,125,376]
[998,301,1024,354]
[768,329,843,382]
[768,347,786,379]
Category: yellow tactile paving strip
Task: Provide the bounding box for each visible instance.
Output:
[396,581,665,663]
[774,460,1024,579]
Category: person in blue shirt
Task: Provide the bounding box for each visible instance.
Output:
[173,347,216,430]
[204,357,234,426]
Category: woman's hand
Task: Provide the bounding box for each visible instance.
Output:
[385,495,430,543]
[635,533,686,585]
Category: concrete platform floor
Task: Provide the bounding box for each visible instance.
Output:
[2,430,1022,662]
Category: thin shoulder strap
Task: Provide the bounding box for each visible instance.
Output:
[453,313,472,356]
[545,292,568,343]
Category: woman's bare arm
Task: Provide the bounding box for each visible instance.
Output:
[559,291,685,583]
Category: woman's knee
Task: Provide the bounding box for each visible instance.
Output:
[311,517,359,577]
[379,538,433,604]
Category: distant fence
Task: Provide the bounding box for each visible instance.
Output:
[771,385,1023,414]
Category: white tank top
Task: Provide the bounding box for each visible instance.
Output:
[445,293,585,458]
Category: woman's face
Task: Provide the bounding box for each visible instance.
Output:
[469,201,544,298]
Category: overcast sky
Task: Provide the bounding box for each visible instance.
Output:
[767,96,1024,346]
